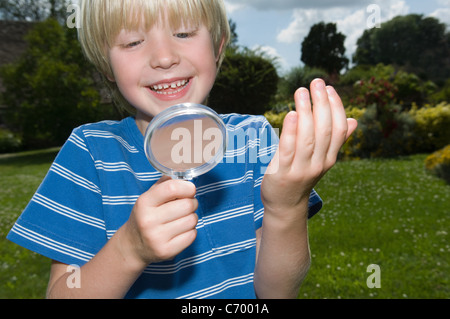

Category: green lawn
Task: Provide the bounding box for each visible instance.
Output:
[0,149,449,299]
[302,155,450,299]
[0,148,60,299]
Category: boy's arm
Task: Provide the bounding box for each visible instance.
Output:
[254,79,357,299]
[46,177,199,299]
[254,203,310,299]
[46,225,149,299]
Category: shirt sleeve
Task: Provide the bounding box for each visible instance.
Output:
[7,127,107,267]
[252,117,323,230]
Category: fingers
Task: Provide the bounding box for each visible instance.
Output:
[276,111,298,170]
[294,87,314,164]
[325,85,350,161]
[130,176,199,262]
[145,176,197,207]
[346,118,358,140]
[288,79,354,171]
[309,79,333,163]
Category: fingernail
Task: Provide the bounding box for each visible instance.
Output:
[299,88,309,100]
[326,86,336,95]
[314,79,325,90]
[287,111,298,123]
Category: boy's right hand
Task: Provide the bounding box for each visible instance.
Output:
[120,176,199,267]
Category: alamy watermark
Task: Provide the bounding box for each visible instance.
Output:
[66,263,382,290]
[366,264,381,288]
[66,264,81,289]
[66,4,383,30]
[154,121,280,175]
[367,4,382,29]
[66,4,81,29]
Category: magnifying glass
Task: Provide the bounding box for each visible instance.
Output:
[144,103,228,180]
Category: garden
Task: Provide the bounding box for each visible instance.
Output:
[0,10,449,299]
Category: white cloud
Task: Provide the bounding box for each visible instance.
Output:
[224,1,246,14]
[252,45,290,72]
[225,0,373,11]
[429,8,450,26]
[276,0,410,60]
[437,0,450,6]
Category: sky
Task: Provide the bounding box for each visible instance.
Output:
[224,0,450,74]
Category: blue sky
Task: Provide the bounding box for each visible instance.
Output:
[224,0,450,74]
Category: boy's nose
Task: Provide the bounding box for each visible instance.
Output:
[149,36,180,70]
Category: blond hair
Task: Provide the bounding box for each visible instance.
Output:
[78,0,230,114]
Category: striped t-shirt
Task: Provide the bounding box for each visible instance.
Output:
[7,114,322,299]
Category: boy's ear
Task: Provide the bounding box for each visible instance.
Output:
[215,35,227,63]
[106,71,116,83]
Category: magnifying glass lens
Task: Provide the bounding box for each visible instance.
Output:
[144,104,227,180]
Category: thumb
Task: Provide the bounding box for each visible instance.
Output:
[153,174,172,186]
[346,118,358,141]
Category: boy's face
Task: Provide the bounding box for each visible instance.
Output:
[108,21,221,133]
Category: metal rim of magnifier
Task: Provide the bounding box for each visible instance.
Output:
[144,103,228,180]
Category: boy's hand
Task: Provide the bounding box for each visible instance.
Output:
[121,176,199,266]
[261,79,357,217]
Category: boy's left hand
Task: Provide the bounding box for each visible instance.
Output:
[261,79,358,217]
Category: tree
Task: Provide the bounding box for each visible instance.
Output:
[228,19,239,49]
[0,0,70,23]
[0,19,118,149]
[353,14,450,84]
[301,22,349,76]
[209,47,279,115]
[279,66,329,100]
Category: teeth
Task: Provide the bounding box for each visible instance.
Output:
[150,79,189,95]
[151,79,189,94]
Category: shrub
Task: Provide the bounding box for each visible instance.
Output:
[425,145,450,184]
[0,19,117,150]
[0,128,22,153]
[264,111,288,132]
[341,103,416,158]
[209,47,279,115]
[409,102,450,153]
[430,78,450,103]
[350,76,398,109]
[341,64,437,109]
[278,66,329,100]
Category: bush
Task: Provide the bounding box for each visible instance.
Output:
[341,64,437,109]
[350,76,398,109]
[264,110,288,132]
[209,47,279,115]
[278,66,329,100]
[0,128,22,153]
[430,78,450,103]
[409,102,450,153]
[425,145,450,184]
[341,103,416,159]
[0,19,118,149]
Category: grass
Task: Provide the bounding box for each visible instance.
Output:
[301,154,450,299]
[0,148,59,299]
[0,149,449,299]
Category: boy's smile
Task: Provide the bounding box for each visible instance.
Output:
[147,77,192,100]
[108,22,223,134]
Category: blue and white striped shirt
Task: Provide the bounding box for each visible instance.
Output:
[8,114,322,299]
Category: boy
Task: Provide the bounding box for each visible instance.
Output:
[7,0,357,299]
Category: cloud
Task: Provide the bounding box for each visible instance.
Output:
[251,45,290,71]
[276,0,410,59]
[224,1,246,14]
[224,0,373,11]
[429,8,450,27]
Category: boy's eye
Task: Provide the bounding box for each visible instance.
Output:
[174,31,197,39]
[123,40,143,48]
[175,33,190,39]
